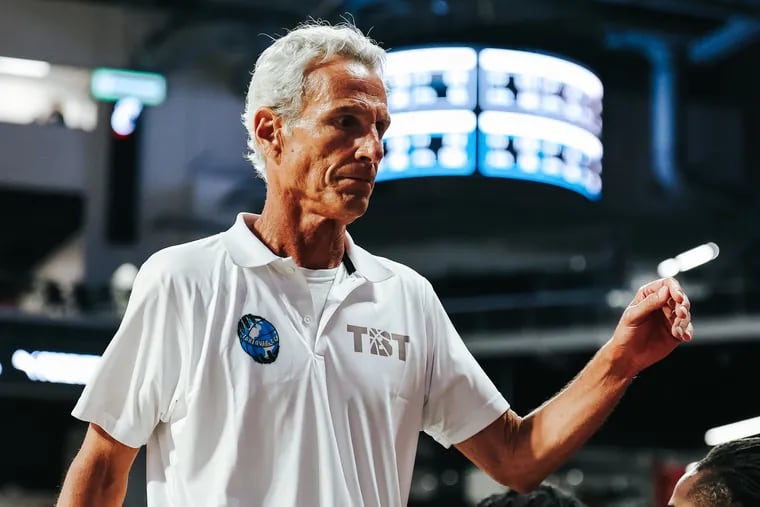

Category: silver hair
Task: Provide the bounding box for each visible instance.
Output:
[241,21,387,181]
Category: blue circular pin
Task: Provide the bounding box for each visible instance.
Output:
[237,314,280,364]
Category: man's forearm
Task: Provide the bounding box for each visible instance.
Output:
[458,279,689,492]
[511,340,633,489]
[57,455,128,507]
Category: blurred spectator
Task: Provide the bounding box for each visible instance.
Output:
[669,437,760,506]
[477,482,587,507]
[42,279,65,310]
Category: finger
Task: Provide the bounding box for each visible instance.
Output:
[664,302,690,327]
[664,277,682,294]
[661,278,682,300]
[679,291,691,311]
[671,316,693,342]
[626,285,669,324]
[664,278,690,309]
[636,277,684,306]
[672,320,689,342]
[684,322,694,342]
[672,317,684,336]
[634,278,668,304]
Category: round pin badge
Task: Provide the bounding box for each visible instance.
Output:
[237,314,280,364]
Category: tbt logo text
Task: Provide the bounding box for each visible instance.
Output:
[347,325,410,361]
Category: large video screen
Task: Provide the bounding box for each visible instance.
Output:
[379,46,604,200]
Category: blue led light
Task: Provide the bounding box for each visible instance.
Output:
[380,45,604,200]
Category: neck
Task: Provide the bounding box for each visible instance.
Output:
[252,200,347,269]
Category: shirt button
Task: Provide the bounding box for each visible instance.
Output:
[303,315,313,325]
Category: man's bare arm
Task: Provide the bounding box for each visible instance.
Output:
[57,423,140,507]
[456,278,692,492]
[456,341,630,492]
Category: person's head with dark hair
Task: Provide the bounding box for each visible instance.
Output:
[476,482,587,507]
[669,437,760,506]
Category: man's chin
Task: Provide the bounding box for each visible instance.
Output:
[334,194,371,224]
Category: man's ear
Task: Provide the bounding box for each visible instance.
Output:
[253,107,284,162]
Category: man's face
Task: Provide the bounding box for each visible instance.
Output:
[668,468,702,507]
[268,57,390,224]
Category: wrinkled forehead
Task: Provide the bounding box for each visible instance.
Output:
[304,57,387,104]
[344,60,376,78]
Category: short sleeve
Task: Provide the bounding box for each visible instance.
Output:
[421,280,509,448]
[72,255,187,448]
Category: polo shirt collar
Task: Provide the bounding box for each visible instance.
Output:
[343,232,393,283]
[222,213,281,268]
[222,212,393,282]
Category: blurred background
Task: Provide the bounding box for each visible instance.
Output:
[1,0,759,505]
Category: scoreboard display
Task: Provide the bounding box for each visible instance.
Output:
[380,110,477,180]
[380,45,604,200]
[382,47,479,181]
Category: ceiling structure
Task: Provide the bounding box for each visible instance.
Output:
[5,0,760,334]
[46,0,760,49]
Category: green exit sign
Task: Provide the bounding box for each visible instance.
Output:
[91,67,167,106]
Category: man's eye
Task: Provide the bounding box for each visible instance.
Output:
[337,116,358,128]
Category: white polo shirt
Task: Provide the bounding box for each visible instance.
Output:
[73,212,509,507]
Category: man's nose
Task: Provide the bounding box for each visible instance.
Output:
[356,128,384,165]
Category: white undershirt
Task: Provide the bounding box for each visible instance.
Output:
[298,263,345,324]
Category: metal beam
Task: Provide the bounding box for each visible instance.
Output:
[464,314,760,357]
[597,0,760,22]
[689,16,760,64]
[605,31,683,194]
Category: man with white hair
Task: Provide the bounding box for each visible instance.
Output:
[58,21,693,507]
